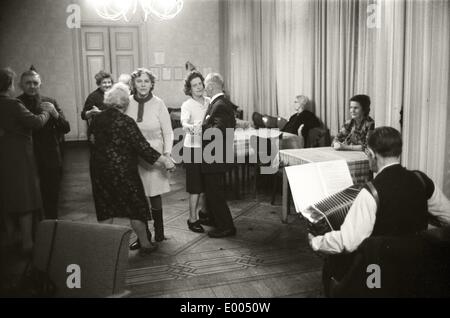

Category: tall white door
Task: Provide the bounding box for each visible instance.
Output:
[110,27,140,78]
[79,25,140,139]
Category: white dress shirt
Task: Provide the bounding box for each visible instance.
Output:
[180,97,210,148]
[310,163,450,254]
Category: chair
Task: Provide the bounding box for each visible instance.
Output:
[252,112,265,129]
[270,135,304,205]
[251,134,283,201]
[262,115,278,129]
[277,117,288,130]
[33,220,132,297]
[325,227,450,297]
[307,126,331,148]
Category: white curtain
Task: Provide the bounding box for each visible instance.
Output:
[221,0,255,121]
[221,0,277,121]
[311,0,360,135]
[401,0,449,188]
[275,0,315,119]
[367,0,405,130]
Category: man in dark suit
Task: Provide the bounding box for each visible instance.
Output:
[201,73,236,238]
[18,68,70,219]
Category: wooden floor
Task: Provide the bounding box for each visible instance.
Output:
[58,143,323,298]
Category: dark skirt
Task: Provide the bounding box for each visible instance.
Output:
[184,147,204,194]
[90,157,151,223]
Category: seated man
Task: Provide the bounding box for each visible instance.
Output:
[282,95,321,144]
[309,126,450,296]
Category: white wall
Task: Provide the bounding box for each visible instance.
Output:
[0,0,79,140]
[0,0,221,140]
[78,0,221,108]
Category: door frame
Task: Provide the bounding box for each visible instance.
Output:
[72,22,146,140]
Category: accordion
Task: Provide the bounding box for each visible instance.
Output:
[303,184,366,236]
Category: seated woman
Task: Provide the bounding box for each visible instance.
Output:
[89,83,175,256]
[332,94,374,151]
[282,95,321,142]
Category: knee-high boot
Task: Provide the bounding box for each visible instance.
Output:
[152,208,165,242]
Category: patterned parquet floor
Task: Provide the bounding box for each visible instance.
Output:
[59,143,323,298]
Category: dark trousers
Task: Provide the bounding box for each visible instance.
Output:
[38,166,62,219]
[322,253,359,297]
[202,172,234,231]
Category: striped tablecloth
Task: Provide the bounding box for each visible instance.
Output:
[279,147,371,184]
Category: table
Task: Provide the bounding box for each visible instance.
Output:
[233,128,297,160]
[279,147,371,223]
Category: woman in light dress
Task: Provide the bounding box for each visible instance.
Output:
[180,70,210,233]
[126,68,174,249]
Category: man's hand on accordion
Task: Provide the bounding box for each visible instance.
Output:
[308,233,327,259]
[307,233,317,250]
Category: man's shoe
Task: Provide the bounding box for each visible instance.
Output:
[208,228,236,238]
[187,220,205,233]
[199,216,216,227]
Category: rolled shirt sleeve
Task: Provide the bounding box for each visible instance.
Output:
[311,189,378,254]
[180,102,193,131]
[159,102,174,155]
[428,186,450,226]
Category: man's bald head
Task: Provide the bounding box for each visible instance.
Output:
[204,73,224,98]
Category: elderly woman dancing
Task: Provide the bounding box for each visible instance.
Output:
[89,83,175,256]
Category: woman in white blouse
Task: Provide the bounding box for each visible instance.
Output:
[180,71,210,233]
[126,68,174,248]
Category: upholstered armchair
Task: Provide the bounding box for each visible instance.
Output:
[33,220,132,297]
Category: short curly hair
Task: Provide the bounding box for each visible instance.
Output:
[95,70,113,86]
[183,70,205,96]
[104,83,130,110]
[130,68,156,94]
[295,95,310,109]
[350,94,371,117]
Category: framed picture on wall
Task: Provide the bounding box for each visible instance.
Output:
[150,67,160,80]
[154,52,165,65]
[162,67,172,81]
[173,67,184,81]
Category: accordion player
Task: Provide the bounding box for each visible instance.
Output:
[303,183,378,236]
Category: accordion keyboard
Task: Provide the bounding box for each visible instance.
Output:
[307,184,365,235]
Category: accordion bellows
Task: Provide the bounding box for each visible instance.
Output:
[305,184,365,236]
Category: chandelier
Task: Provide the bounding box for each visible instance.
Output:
[93,0,184,22]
